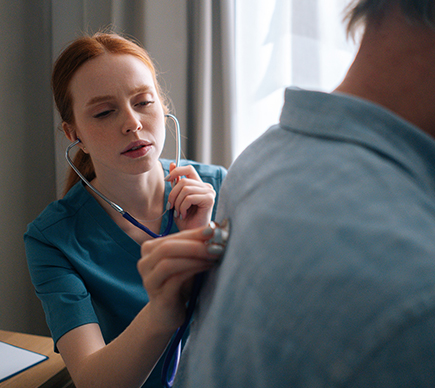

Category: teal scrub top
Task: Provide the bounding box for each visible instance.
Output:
[24,158,226,388]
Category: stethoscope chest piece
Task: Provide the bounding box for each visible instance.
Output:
[206,218,231,251]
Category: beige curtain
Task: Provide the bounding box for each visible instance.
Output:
[0,0,55,335]
[186,0,236,168]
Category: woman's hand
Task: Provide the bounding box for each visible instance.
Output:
[137,226,222,333]
[165,163,216,230]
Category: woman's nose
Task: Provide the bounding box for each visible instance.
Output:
[122,108,143,134]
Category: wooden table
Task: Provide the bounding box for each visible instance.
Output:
[0,330,74,388]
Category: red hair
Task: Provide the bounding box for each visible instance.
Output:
[52,32,168,196]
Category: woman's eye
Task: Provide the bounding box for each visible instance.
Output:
[137,100,155,107]
[94,110,113,118]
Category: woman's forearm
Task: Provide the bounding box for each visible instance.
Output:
[63,304,174,388]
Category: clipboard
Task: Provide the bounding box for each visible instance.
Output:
[0,340,48,383]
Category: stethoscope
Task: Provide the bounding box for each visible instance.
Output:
[65,113,230,387]
[65,114,181,238]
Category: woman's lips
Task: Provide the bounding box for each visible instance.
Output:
[121,140,152,158]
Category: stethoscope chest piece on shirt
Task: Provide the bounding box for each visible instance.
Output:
[206,219,231,252]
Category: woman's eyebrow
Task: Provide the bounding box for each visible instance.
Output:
[85,95,113,107]
[85,86,154,107]
[130,85,154,96]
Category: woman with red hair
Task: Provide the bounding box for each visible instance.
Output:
[24,32,226,388]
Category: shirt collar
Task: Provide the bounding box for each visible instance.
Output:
[280,87,435,195]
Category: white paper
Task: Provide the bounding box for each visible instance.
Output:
[0,340,48,382]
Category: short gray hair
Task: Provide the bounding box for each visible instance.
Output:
[344,0,435,38]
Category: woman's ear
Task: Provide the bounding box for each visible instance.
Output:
[62,122,77,142]
[62,122,88,153]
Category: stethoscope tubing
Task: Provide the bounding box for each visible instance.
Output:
[161,273,204,387]
[65,113,181,238]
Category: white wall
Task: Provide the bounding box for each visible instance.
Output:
[0,0,189,335]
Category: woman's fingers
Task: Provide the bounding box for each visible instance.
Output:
[138,226,220,289]
[165,163,201,182]
[171,183,215,219]
[140,237,217,272]
[137,222,229,332]
[164,164,216,228]
[141,256,213,297]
